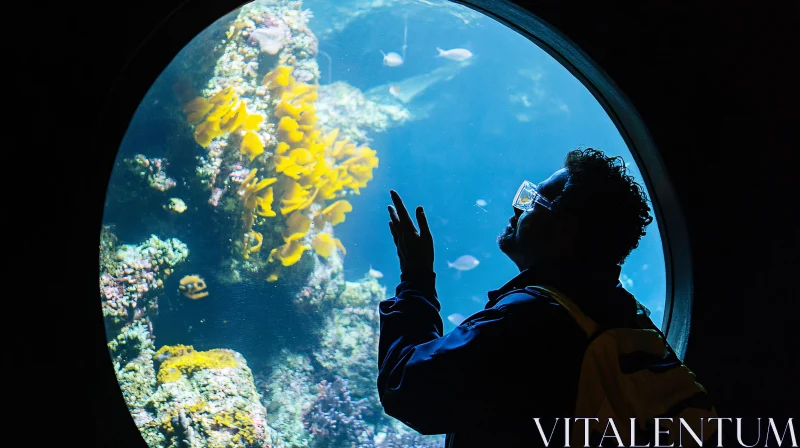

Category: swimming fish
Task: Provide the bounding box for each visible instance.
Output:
[178,274,209,300]
[368,265,384,278]
[381,51,404,67]
[447,255,480,271]
[164,198,187,214]
[447,313,466,325]
[389,85,401,98]
[436,47,473,61]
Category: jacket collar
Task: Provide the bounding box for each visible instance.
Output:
[486,261,623,309]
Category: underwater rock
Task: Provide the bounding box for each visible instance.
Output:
[145,346,281,448]
[313,277,386,412]
[316,81,410,143]
[248,26,289,55]
[124,154,177,192]
[303,376,374,447]
[108,321,158,410]
[256,350,318,447]
[99,227,188,327]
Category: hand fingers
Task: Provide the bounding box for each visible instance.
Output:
[388,220,399,245]
[388,205,401,228]
[416,206,432,242]
[389,221,405,261]
[390,190,417,234]
[388,207,405,248]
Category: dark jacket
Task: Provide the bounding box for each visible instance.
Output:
[377,262,644,447]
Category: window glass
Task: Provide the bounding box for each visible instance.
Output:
[99,1,666,446]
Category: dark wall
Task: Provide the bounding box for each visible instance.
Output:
[25,0,796,446]
[503,1,797,418]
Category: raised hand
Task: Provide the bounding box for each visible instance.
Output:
[387,190,434,274]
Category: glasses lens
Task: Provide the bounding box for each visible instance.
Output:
[514,181,535,210]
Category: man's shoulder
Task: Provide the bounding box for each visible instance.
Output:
[491,287,586,343]
[492,287,560,310]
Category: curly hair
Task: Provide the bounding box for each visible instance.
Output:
[553,148,654,265]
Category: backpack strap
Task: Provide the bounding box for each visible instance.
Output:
[527,285,681,362]
[525,285,599,338]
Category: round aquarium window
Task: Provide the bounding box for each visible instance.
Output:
[99,0,669,447]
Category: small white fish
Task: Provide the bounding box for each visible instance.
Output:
[470,295,484,304]
[447,313,466,325]
[476,199,487,207]
[381,51,404,67]
[436,47,473,61]
[447,255,480,271]
[389,85,401,98]
[368,265,384,279]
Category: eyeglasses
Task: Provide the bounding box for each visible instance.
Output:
[512,180,553,211]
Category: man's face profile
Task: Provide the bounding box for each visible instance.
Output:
[498,168,570,269]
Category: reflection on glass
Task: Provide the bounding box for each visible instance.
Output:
[99,0,666,446]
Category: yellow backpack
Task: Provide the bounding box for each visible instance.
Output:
[527,286,718,447]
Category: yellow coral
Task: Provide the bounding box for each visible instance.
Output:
[275,148,316,180]
[219,100,248,134]
[262,65,295,91]
[279,179,318,215]
[193,117,222,148]
[274,100,307,120]
[154,344,194,360]
[268,240,311,266]
[238,169,277,205]
[319,200,353,226]
[277,116,304,143]
[311,232,346,258]
[241,113,264,131]
[240,66,380,280]
[275,141,291,155]
[209,86,236,105]
[254,187,277,217]
[282,211,311,242]
[322,128,340,147]
[183,97,213,124]
[282,82,318,104]
[244,230,263,259]
[155,346,239,383]
[212,409,258,446]
[183,86,261,149]
[331,139,357,160]
[240,131,265,162]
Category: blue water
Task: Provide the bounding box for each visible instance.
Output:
[101,1,668,445]
[307,1,666,329]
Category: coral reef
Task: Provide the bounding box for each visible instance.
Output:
[314,277,385,406]
[100,2,449,448]
[169,0,379,288]
[256,350,318,447]
[179,61,382,286]
[141,346,282,448]
[99,226,189,326]
[303,376,374,447]
[317,81,410,143]
[294,229,345,307]
[374,426,446,448]
[124,154,178,192]
[108,320,158,409]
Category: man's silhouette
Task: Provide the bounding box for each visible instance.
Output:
[378,148,655,447]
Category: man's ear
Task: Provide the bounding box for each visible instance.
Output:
[554,214,580,253]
